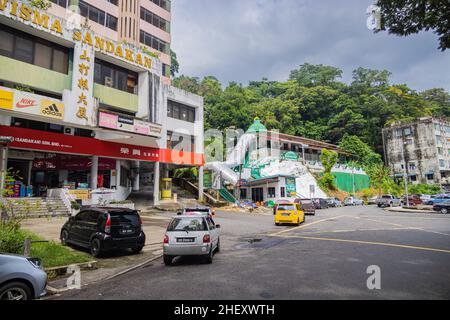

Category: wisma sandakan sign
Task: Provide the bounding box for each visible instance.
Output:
[0,0,160,75]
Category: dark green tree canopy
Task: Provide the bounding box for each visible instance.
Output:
[376,0,450,51]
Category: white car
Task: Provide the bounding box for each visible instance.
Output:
[163,215,220,265]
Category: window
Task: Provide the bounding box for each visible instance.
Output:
[106,14,118,31]
[162,63,170,77]
[0,25,69,74]
[120,166,130,187]
[94,59,138,94]
[436,135,442,143]
[280,187,286,198]
[240,189,247,199]
[439,159,445,168]
[409,162,416,170]
[139,30,169,54]
[107,0,118,5]
[49,0,68,7]
[426,173,434,180]
[394,128,402,138]
[403,127,412,136]
[405,138,413,145]
[79,1,118,30]
[150,0,170,11]
[268,187,276,198]
[410,175,417,182]
[11,118,93,137]
[166,131,195,152]
[140,7,169,31]
[167,100,196,123]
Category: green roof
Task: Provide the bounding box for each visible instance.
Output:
[247,117,267,133]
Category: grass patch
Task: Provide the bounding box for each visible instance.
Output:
[25,231,92,269]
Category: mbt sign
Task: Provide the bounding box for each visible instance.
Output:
[0,0,161,75]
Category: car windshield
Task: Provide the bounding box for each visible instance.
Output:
[185,208,209,213]
[167,217,208,232]
[277,205,295,211]
[301,200,312,204]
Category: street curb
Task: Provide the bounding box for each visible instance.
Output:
[383,208,437,214]
[45,254,163,295]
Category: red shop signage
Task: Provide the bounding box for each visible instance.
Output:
[0,126,203,165]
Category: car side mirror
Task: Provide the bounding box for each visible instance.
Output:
[176,211,182,215]
[215,224,221,228]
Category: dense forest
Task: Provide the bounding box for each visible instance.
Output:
[173,63,450,162]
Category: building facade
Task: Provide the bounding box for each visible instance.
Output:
[0,0,204,205]
[382,117,450,187]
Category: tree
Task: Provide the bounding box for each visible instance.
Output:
[365,163,391,196]
[289,63,343,87]
[375,0,450,50]
[351,67,391,87]
[170,50,179,77]
[339,134,382,166]
[319,149,338,191]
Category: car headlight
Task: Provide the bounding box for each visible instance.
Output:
[27,257,44,269]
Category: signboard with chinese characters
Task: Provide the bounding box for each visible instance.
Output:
[66,42,95,126]
[0,87,64,120]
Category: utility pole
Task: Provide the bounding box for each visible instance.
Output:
[400,141,409,207]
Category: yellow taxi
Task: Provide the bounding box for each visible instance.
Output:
[274,203,305,226]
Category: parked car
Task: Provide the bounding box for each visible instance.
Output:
[178,206,215,217]
[432,200,450,214]
[275,203,305,226]
[294,198,316,215]
[163,215,220,265]
[326,197,342,207]
[60,207,146,257]
[343,197,364,206]
[0,254,47,300]
[401,195,423,206]
[376,195,401,207]
[419,194,432,201]
[313,198,329,209]
[425,194,450,205]
[367,196,378,205]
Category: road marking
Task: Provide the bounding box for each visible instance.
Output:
[268,215,347,236]
[271,234,450,254]
[298,227,410,234]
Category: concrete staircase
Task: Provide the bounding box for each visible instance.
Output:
[1,197,70,218]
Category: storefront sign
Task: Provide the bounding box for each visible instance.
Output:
[0,125,203,165]
[68,189,90,200]
[0,0,160,75]
[0,87,64,120]
[98,110,162,138]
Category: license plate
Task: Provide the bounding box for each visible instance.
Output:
[120,228,134,234]
[177,238,194,243]
[282,213,290,216]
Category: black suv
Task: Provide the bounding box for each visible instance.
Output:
[60,207,146,257]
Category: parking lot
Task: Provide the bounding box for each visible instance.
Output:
[57,205,450,300]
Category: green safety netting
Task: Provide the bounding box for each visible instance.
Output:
[332,172,370,193]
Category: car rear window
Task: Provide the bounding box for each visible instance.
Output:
[167,217,208,231]
[109,212,140,225]
[185,208,209,212]
[277,205,295,211]
[382,195,392,198]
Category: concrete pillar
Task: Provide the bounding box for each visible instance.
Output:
[115,159,121,189]
[132,161,140,191]
[27,161,32,186]
[153,161,160,205]
[90,156,98,189]
[164,163,169,178]
[0,147,8,198]
[198,166,204,202]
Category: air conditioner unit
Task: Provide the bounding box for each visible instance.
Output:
[104,76,113,87]
[64,127,75,135]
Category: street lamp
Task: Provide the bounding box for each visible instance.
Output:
[400,141,409,207]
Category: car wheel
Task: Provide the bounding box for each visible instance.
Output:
[216,238,220,253]
[440,208,448,214]
[0,282,32,300]
[60,229,69,246]
[205,247,213,264]
[131,246,143,254]
[90,238,102,258]
[163,254,173,266]
[297,218,301,226]
[275,222,280,226]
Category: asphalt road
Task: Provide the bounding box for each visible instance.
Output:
[57,205,450,300]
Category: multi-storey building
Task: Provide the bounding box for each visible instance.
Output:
[382,117,450,187]
[0,0,204,206]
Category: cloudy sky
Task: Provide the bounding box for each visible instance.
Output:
[171,0,450,92]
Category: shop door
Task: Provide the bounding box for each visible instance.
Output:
[251,188,264,202]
